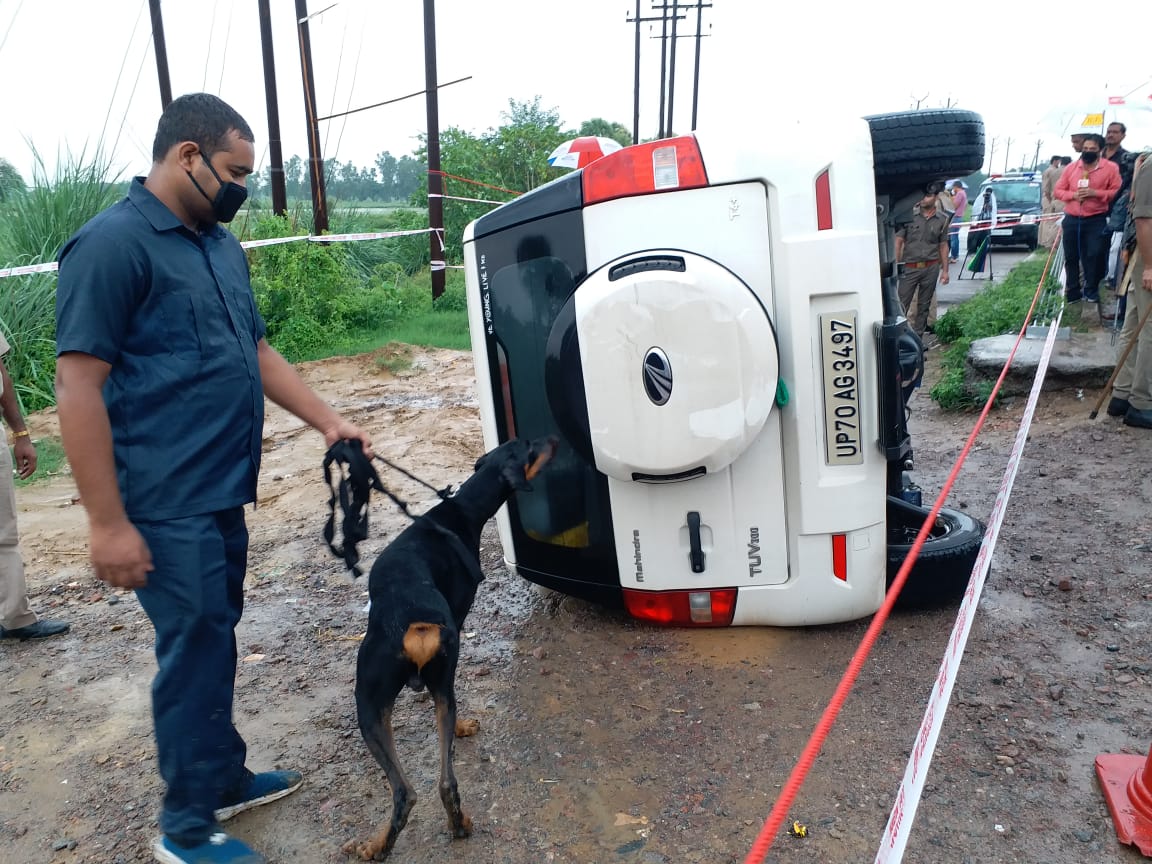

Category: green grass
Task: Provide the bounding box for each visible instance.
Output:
[14,436,67,487]
[930,254,1062,410]
[0,147,122,413]
[385,310,470,350]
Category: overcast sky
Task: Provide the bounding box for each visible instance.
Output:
[1,0,1150,185]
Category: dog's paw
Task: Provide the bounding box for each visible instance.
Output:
[455,717,480,737]
[342,837,388,861]
[453,813,473,839]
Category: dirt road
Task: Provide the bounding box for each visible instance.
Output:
[2,345,1149,864]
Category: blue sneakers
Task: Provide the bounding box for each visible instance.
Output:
[152,832,266,864]
[215,770,304,822]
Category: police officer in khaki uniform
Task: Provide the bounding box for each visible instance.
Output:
[1109,152,1152,428]
[0,332,70,640]
[895,182,951,337]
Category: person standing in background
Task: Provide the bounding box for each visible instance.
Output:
[1040,156,1063,249]
[1054,134,1121,303]
[947,180,968,262]
[0,335,70,642]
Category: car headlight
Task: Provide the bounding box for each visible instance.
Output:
[1021,214,1037,225]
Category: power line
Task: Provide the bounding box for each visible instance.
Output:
[315,76,472,122]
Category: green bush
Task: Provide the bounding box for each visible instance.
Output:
[930,256,1060,410]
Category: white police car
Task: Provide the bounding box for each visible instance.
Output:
[968,173,1043,252]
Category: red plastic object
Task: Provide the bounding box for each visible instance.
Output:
[1096,749,1152,856]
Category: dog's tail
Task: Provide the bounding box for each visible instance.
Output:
[402,622,443,670]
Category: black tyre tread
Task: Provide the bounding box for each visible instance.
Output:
[866,110,986,196]
[887,508,984,608]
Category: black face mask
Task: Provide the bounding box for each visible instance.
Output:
[1081,151,1100,164]
[187,153,248,223]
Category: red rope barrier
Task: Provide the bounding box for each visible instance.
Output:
[742,238,1061,863]
[428,169,521,197]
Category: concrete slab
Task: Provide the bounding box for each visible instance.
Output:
[968,327,1121,395]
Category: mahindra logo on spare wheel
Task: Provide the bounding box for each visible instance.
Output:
[642,347,673,405]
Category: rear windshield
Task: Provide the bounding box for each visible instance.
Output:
[984,181,1040,209]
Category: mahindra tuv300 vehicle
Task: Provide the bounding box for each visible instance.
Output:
[463,110,987,627]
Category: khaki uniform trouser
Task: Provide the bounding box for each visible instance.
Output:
[905,290,939,330]
[1039,199,1057,248]
[0,443,35,630]
[1113,249,1152,412]
[898,264,940,336]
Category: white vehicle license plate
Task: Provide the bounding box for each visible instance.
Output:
[991,228,1014,236]
[819,312,862,466]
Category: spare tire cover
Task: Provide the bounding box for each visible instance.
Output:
[573,250,779,481]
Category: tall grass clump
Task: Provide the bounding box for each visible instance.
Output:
[0,146,121,265]
[0,146,122,411]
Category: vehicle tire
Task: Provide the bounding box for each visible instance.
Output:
[1026,230,1038,251]
[866,110,986,197]
[886,506,985,608]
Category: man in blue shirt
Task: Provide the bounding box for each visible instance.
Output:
[55,93,372,864]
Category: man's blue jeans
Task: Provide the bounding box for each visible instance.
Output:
[135,508,254,846]
[949,226,960,260]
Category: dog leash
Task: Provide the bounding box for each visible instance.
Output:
[372,453,456,502]
[322,440,457,577]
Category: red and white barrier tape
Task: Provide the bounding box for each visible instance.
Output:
[0,261,59,278]
[0,227,437,279]
[951,212,1064,230]
[873,310,1064,863]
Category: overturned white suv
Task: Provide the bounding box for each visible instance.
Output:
[463,110,986,626]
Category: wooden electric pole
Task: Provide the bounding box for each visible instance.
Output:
[656,3,669,137]
[689,1,712,130]
[295,0,329,234]
[258,0,287,215]
[148,0,173,109]
[666,0,680,135]
[424,0,445,299]
[627,4,671,144]
[630,0,641,144]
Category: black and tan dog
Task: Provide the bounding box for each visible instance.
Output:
[342,436,557,861]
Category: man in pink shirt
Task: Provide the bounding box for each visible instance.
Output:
[1054,133,1122,302]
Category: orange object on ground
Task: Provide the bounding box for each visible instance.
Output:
[1096,748,1152,856]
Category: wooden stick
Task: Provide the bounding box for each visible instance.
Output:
[1091,257,1151,419]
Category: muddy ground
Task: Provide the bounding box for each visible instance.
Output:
[2,343,1150,864]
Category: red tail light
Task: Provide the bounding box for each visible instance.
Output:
[582,136,708,205]
[832,533,847,581]
[815,168,833,230]
[622,588,737,627]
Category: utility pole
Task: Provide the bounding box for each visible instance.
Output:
[295,0,329,234]
[651,2,688,139]
[424,0,445,300]
[656,3,669,138]
[1031,139,1042,171]
[1003,137,1013,173]
[148,0,173,109]
[689,1,712,131]
[910,91,929,110]
[258,0,287,215]
[987,137,998,174]
[627,4,674,143]
[630,1,641,144]
[666,0,680,135]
